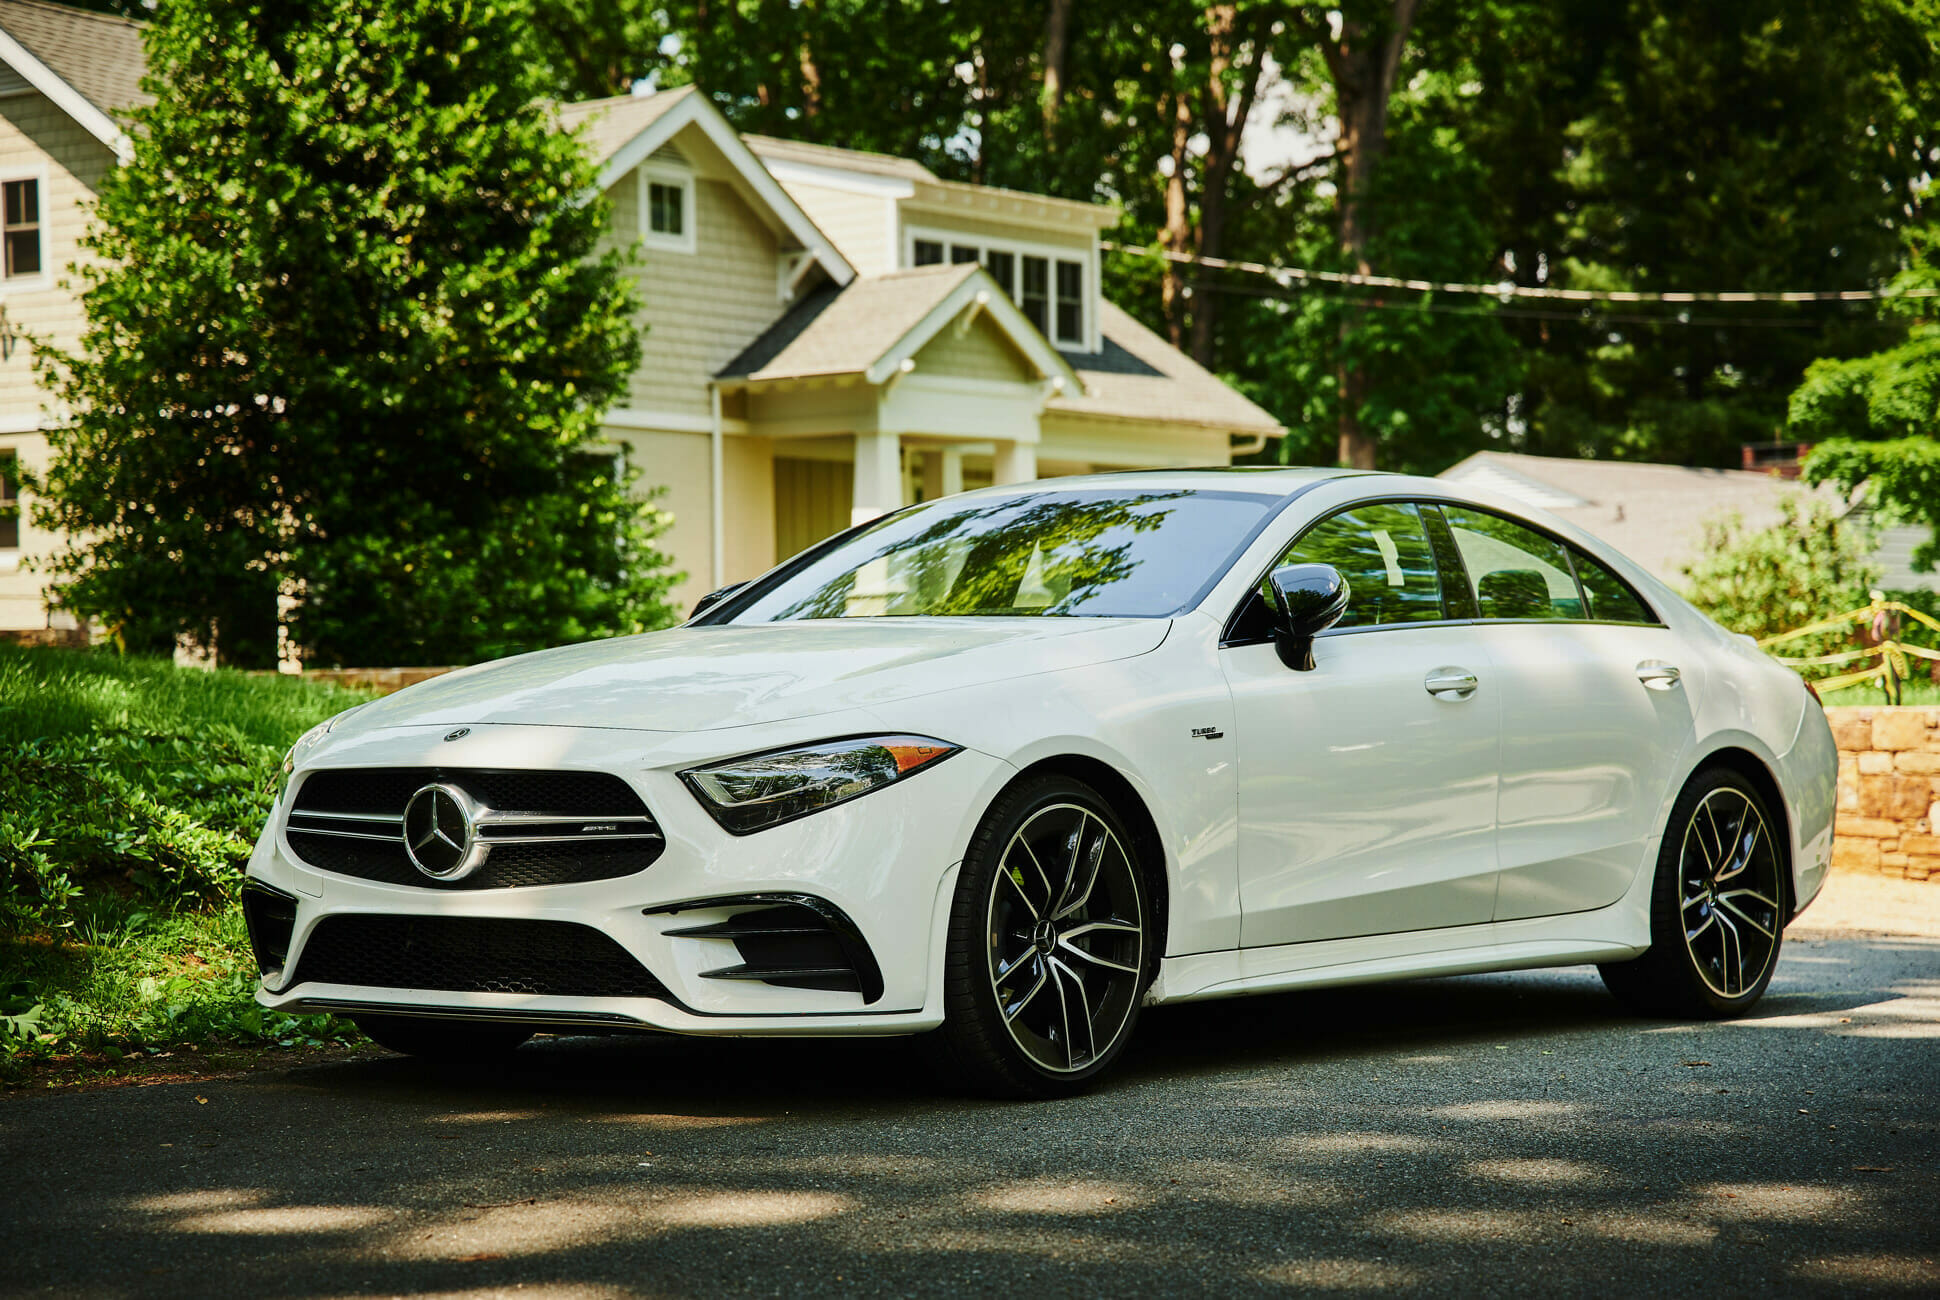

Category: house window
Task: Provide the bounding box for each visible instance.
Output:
[913,239,944,266]
[1056,259,1084,346]
[0,449,19,550]
[950,244,979,264]
[1020,256,1049,335]
[639,165,695,254]
[985,250,1015,297]
[3,179,40,279]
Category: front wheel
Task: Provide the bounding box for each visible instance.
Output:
[923,774,1155,1098]
[353,1014,533,1061]
[1599,768,1787,1018]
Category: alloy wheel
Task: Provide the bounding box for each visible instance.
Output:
[1677,786,1783,999]
[985,802,1146,1074]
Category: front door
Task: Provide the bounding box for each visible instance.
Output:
[1223,501,1502,948]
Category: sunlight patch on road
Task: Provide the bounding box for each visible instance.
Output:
[132,1188,269,1213]
[425,1109,546,1125]
[1724,996,1940,1039]
[174,1205,392,1234]
[587,1113,768,1129]
[971,1178,1137,1215]
[1278,1131,1432,1157]
[1794,1253,1940,1286]
[395,1200,641,1259]
[1372,1208,1542,1241]
[1692,1182,1864,1217]
[1253,1258,1428,1288]
[1464,1157,1606,1186]
[650,1189,853,1227]
[1426,1099,1580,1121]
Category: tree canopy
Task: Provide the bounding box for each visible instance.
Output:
[35,0,678,669]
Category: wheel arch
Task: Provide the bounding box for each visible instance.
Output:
[1689,744,1796,915]
[1009,753,1171,965]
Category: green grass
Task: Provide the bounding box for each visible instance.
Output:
[0,645,372,1068]
[1818,677,1940,708]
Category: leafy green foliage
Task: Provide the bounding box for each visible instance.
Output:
[0,645,369,1063]
[1679,497,1880,655]
[35,0,678,669]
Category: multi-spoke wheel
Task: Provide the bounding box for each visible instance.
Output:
[924,774,1154,1097]
[1600,768,1787,1018]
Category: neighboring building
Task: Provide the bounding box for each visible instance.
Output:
[0,2,1279,634]
[1439,450,1937,592]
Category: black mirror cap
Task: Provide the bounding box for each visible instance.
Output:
[690,581,749,622]
[1267,563,1350,671]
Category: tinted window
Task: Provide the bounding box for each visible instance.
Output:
[1279,503,1445,629]
[1442,506,1584,620]
[1572,547,1653,623]
[729,488,1277,622]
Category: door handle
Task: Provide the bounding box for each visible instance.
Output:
[1636,660,1682,690]
[1424,667,1480,699]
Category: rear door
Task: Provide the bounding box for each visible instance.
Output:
[1223,500,1502,947]
[1434,504,1696,921]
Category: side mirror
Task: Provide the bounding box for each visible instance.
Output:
[1267,563,1350,672]
[690,581,749,621]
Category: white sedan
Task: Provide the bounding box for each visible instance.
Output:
[246,469,1837,1096]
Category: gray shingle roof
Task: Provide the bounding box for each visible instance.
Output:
[719,263,980,382]
[0,0,148,117]
[555,88,694,165]
[744,134,938,184]
[1049,301,1282,435]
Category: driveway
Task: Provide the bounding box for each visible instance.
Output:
[5,873,1937,1297]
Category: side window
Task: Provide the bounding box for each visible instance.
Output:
[1276,502,1446,629]
[0,448,18,550]
[1442,506,1584,620]
[1572,546,1654,623]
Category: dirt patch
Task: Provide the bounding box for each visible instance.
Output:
[2,1041,388,1097]
[1793,870,1940,939]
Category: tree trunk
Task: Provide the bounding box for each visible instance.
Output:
[1187,4,1265,368]
[1158,84,1194,350]
[1323,0,1421,469]
[1041,0,1074,136]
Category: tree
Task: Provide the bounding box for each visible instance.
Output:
[1680,496,1879,645]
[1793,214,1940,572]
[34,0,678,669]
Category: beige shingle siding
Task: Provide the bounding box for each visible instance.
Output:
[775,178,893,274]
[913,317,1034,384]
[621,166,783,420]
[0,89,113,423]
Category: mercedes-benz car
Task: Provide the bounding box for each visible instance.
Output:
[244,468,1837,1097]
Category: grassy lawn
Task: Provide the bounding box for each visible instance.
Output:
[1818,677,1940,708]
[0,645,373,1081]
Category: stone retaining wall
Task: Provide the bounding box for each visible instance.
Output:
[302,666,456,695]
[1827,706,1940,881]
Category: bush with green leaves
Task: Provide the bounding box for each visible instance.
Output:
[1679,497,1880,674]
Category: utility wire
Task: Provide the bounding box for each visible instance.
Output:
[1101,241,1940,304]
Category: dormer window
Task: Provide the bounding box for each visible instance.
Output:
[639,162,695,255]
[907,227,1091,349]
[3,177,41,280]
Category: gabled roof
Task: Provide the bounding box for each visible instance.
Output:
[0,0,147,160]
[1049,301,1282,435]
[718,262,1079,389]
[745,134,938,185]
[561,88,854,289]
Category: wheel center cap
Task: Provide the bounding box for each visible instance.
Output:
[1031,919,1057,956]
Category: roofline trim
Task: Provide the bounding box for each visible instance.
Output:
[591,90,855,288]
[864,267,1083,391]
[0,23,130,162]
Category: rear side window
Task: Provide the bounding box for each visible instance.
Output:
[1279,502,1446,628]
[1441,506,1584,621]
[1571,547,1654,623]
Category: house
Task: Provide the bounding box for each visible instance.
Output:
[1438,450,1937,592]
[0,1,1280,636]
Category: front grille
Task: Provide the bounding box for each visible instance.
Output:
[284,767,664,890]
[290,914,670,999]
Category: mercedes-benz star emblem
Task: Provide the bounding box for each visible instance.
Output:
[402,783,483,880]
[444,728,470,742]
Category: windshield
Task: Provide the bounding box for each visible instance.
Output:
[727,488,1278,622]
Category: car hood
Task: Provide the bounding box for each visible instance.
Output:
[341,618,1172,735]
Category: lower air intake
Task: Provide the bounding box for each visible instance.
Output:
[290,914,669,999]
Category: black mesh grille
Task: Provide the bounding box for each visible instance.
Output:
[284,768,662,890]
[291,914,669,999]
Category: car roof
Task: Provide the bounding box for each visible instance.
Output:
[954,466,1370,501]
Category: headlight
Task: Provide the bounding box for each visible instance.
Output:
[279,704,369,781]
[681,735,961,834]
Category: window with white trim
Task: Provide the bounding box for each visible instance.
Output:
[905,228,1092,349]
[638,164,695,254]
[3,178,41,280]
[0,448,19,550]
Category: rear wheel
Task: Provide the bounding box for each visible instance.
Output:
[353,1014,533,1061]
[1599,768,1787,1018]
[924,774,1154,1098]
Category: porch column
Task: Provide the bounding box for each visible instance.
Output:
[992,439,1037,485]
[852,430,903,525]
[920,447,965,501]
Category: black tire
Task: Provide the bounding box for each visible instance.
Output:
[921,772,1157,1099]
[353,1014,533,1061]
[1599,768,1788,1018]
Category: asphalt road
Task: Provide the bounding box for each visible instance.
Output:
[5,902,1937,1297]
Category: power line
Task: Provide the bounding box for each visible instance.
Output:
[1101,241,1940,305]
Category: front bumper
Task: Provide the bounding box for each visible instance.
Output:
[247,721,1010,1036]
